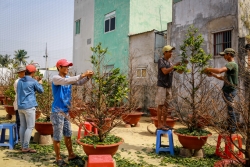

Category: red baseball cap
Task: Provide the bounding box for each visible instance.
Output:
[26,64,37,73]
[56,59,73,67]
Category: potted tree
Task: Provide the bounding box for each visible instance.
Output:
[3,77,16,116]
[75,43,129,156]
[121,54,144,127]
[35,79,53,135]
[172,26,213,152]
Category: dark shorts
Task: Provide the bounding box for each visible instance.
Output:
[50,112,72,141]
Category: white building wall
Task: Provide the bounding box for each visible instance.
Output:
[73,0,94,74]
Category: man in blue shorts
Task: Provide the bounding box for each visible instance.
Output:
[51,59,93,166]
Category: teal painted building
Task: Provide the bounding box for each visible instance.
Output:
[93,0,172,72]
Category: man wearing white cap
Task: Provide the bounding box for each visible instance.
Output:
[155,45,180,130]
[13,66,26,139]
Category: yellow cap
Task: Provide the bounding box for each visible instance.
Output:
[162,45,175,53]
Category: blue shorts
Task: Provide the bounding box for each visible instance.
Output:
[50,112,72,141]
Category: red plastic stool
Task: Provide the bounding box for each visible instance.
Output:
[87,155,114,167]
[77,122,98,139]
[215,133,243,159]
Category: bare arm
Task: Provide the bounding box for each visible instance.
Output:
[205,67,227,74]
[209,72,224,80]
[161,62,181,75]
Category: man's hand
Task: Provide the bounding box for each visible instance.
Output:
[81,70,94,78]
[38,79,43,84]
[174,62,181,66]
[183,59,189,64]
[203,68,209,73]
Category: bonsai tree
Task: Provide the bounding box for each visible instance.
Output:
[125,52,144,112]
[75,43,129,144]
[3,78,16,105]
[172,26,214,150]
[36,78,52,122]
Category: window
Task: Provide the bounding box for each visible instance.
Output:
[104,65,114,77]
[105,11,115,33]
[136,68,146,78]
[214,30,232,55]
[75,20,80,34]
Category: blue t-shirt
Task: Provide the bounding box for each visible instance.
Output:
[51,80,72,112]
[51,74,89,113]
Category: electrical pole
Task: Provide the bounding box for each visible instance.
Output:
[43,43,48,80]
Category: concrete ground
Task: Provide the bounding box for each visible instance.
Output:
[0,106,220,167]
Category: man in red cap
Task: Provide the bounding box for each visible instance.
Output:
[17,64,44,153]
[51,59,93,166]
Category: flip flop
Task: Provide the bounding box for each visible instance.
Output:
[68,155,81,161]
[54,159,68,166]
[22,149,37,153]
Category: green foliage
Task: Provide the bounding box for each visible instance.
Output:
[174,26,213,133]
[159,145,220,167]
[90,43,129,107]
[3,76,17,103]
[36,79,52,122]
[80,135,122,146]
[0,54,13,68]
[175,26,212,72]
[14,49,29,66]
[174,128,211,136]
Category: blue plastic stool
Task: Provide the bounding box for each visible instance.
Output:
[155,129,174,155]
[0,123,19,149]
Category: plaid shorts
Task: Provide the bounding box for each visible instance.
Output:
[155,87,172,106]
[50,112,72,141]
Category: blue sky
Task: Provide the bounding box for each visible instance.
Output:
[0,0,74,68]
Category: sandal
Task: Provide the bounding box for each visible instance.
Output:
[68,155,81,161]
[54,159,68,166]
[22,148,37,153]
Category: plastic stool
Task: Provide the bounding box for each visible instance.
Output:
[215,133,243,159]
[0,123,18,149]
[77,122,98,139]
[88,155,114,167]
[155,129,174,155]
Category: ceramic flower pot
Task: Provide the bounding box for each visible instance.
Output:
[151,116,179,128]
[76,137,123,156]
[122,112,143,125]
[148,107,172,117]
[35,122,53,135]
[174,131,212,150]
[4,105,15,115]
